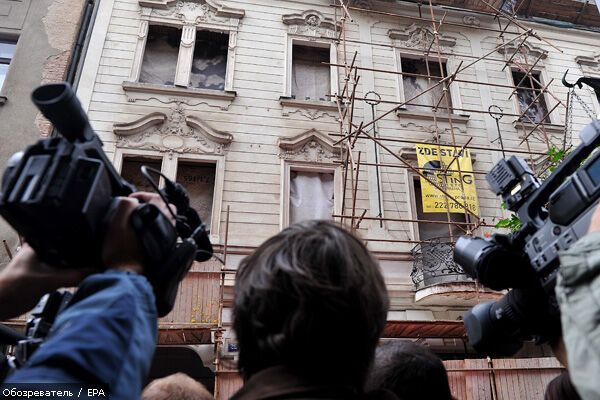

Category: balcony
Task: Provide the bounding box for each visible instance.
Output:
[410,238,501,306]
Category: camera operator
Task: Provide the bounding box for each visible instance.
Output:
[0,192,175,400]
[555,205,600,400]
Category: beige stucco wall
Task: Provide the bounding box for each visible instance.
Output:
[0,0,87,267]
[74,0,600,321]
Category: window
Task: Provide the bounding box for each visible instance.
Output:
[176,162,216,231]
[190,31,228,90]
[413,180,466,241]
[289,170,334,225]
[291,44,330,101]
[401,58,451,113]
[139,26,181,86]
[120,157,162,193]
[512,70,550,124]
[0,39,17,91]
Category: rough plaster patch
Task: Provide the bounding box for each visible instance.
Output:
[43,0,82,52]
[37,0,85,136]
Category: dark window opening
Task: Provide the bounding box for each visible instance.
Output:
[176,162,216,232]
[512,71,550,124]
[291,44,330,101]
[140,25,181,86]
[120,157,163,193]
[401,58,451,113]
[190,30,229,90]
[414,180,467,241]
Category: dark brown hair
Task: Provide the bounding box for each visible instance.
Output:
[366,341,453,400]
[233,220,389,387]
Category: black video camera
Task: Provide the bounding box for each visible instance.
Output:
[0,82,213,317]
[454,119,600,356]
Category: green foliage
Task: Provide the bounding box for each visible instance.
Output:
[495,214,522,232]
[547,146,568,173]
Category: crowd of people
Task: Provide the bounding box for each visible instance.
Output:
[0,191,598,399]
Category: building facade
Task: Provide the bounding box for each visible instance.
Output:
[73,0,600,397]
[0,0,95,267]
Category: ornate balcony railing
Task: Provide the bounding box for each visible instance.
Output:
[410,238,473,290]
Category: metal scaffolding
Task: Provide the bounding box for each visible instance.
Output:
[329,0,580,246]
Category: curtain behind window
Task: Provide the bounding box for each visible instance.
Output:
[290,171,334,224]
[292,45,330,101]
[513,71,549,124]
[139,26,181,86]
[176,163,216,231]
[402,59,450,113]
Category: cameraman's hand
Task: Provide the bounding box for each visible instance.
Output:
[101,192,176,275]
[0,244,95,320]
[589,205,600,233]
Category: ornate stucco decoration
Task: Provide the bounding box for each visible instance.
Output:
[388,24,457,50]
[113,103,233,156]
[497,41,548,65]
[139,0,244,22]
[282,10,341,38]
[278,129,341,163]
[576,53,600,76]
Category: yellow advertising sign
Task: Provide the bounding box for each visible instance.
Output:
[415,144,479,215]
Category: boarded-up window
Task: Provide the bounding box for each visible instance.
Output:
[120,157,163,193]
[401,58,451,113]
[140,26,181,86]
[289,171,334,225]
[414,180,466,241]
[177,163,216,231]
[190,30,228,90]
[512,71,549,124]
[0,39,17,91]
[292,45,330,101]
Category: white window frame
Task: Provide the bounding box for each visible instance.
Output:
[114,148,225,242]
[393,50,465,116]
[0,37,17,96]
[280,161,342,229]
[507,67,561,125]
[283,36,339,102]
[129,4,242,92]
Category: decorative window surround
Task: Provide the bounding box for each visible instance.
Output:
[278,129,342,229]
[395,109,469,124]
[112,102,232,242]
[576,53,600,116]
[124,0,244,103]
[496,42,560,126]
[497,41,548,66]
[281,10,341,116]
[388,25,467,120]
[122,82,236,103]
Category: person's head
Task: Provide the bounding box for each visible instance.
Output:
[233,220,389,386]
[141,373,214,400]
[544,371,581,400]
[366,341,453,400]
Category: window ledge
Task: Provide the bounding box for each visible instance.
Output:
[0,96,6,106]
[122,82,236,101]
[395,108,470,124]
[280,97,339,111]
[513,120,565,134]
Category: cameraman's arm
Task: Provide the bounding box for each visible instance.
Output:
[0,245,93,320]
[4,194,174,399]
[555,205,600,400]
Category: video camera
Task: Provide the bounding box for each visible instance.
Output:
[0,82,213,317]
[454,119,600,356]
